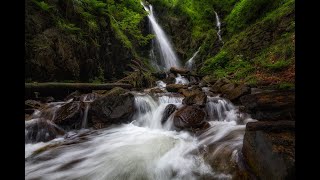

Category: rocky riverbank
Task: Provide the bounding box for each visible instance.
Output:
[25,67,295,179]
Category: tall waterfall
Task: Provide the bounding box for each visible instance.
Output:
[185,47,200,70]
[214,11,224,44]
[141,2,181,70]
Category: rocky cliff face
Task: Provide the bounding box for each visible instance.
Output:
[25,0,150,82]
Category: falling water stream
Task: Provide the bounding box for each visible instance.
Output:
[185,48,200,70]
[214,11,223,44]
[141,2,181,70]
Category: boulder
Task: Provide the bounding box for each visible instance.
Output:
[224,84,251,101]
[64,90,82,101]
[39,96,55,103]
[25,118,65,143]
[240,90,295,121]
[89,92,135,125]
[166,84,187,92]
[242,120,295,179]
[103,87,129,96]
[149,88,166,94]
[178,88,202,97]
[173,105,209,131]
[182,92,207,106]
[151,72,167,79]
[163,73,176,84]
[220,83,236,94]
[53,101,83,129]
[211,78,231,93]
[161,104,177,124]
[25,100,43,109]
[170,67,190,74]
[201,75,218,85]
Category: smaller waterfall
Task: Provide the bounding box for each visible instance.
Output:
[175,74,189,85]
[214,11,224,44]
[81,94,97,129]
[185,47,201,70]
[206,96,236,121]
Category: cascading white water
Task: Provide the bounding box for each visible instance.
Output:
[25,85,256,179]
[214,11,224,44]
[141,2,181,70]
[185,47,200,70]
[175,74,189,85]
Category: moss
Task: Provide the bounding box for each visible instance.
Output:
[32,0,53,12]
[278,82,295,90]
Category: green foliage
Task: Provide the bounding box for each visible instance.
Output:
[107,0,153,48]
[261,59,291,71]
[226,0,289,34]
[57,20,81,34]
[32,0,53,11]
[203,50,230,70]
[89,66,105,83]
[278,82,294,90]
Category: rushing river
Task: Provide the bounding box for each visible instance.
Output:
[25,80,255,180]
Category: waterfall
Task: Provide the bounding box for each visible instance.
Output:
[141,2,181,70]
[175,74,189,85]
[185,47,201,70]
[26,85,256,179]
[214,11,224,44]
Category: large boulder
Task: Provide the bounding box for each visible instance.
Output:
[173,105,209,131]
[242,120,295,179]
[178,88,202,97]
[224,84,251,101]
[201,75,218,85]
[211,78,231,93]
[151,71,167,79]
[25,118,65,143]
[220,83,236,94]
[89,91,135,127]
[163,73,176,84]
[25,100,43,109]
[53,101,83,129]
[64,90,82,101]
[166,84,187,92]
[182,92,207,106]
[161,104,177,124]
[170,67,190,74]
[240,90,295,121]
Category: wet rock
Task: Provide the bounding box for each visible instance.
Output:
[166,84,187,92]
[220,83,236,94]
[25,118,65,143]
[161,104,177,124]
[250,88,274,94]
[89,92,135,125]
[182,92,207,106]
[163,73,176,84]
[103,87,129,96]
[170,67,190,74]
[202,75,218,85]
[151,72,167,79]
[240,90,295,121]
[25,100,43,109]
[178,88,202,97]
[211,78,231,93]
[224,84,251,101]
[53,101,83,129]
[64,90,82,101]
[39,96,55,103]
[150,88,166,94]
[173,105,209,131]
[242,120,295,179]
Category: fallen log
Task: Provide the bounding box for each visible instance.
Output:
[25,83,133,100]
